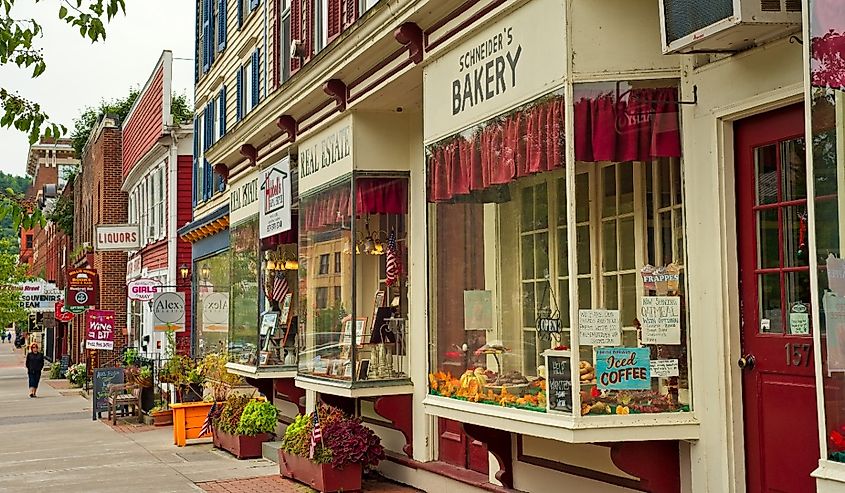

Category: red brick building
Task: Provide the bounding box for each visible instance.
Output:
[70,116,128,366]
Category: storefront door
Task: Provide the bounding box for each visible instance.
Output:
[735,104,818,493]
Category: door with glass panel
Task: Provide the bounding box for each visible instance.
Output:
[735,104,818,493]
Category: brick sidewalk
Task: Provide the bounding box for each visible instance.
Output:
[197,474,421,493]
[99,417,159,433]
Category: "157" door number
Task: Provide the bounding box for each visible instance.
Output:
[785,343,812,367]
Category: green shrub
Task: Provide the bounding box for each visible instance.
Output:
[237,400,278,436]
[49,361,61,379]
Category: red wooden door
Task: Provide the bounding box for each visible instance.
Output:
[438,418,489,474]
[735,104,818,493]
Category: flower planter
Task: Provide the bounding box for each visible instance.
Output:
[212,428,271,459]
[279,450,362,493]
[170,401,218,447]
[150,409,173,427]
[179,383,204,403]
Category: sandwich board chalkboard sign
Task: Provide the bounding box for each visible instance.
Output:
[92,367,124,420]
[544,350,573,414]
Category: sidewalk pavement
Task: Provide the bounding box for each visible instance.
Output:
[0,346,422,493]
[0,346,277,492]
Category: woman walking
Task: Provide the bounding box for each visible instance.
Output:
[25,343,45,397]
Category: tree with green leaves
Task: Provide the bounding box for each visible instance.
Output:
[0,239,31,329]
[0,0,126,229]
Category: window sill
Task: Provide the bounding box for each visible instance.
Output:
[423,395,700,443]
[813,459,845,489]
[295,374,414,398]
[226,362,296,379]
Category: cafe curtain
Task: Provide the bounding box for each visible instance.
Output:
[304,178,408,230]
[428,95,566,203]
[574,87,681,163]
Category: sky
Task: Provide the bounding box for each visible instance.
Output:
[0,1,196,177]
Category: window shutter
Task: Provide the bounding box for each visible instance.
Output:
[202,0,211,72]
[250,0,259,11]
[204,159,213,200]
[210,98,217,145]
[236,68,243,122]
[252,48,260,107]
[327,0,341,42]
[217,0,227,52]
[195,3,201,81]
[304,0,313,64]
[341,0,358,30]
[192,116,200,206]
[290,0,302,73]
[237,0,244,28]
[220,86,227,137]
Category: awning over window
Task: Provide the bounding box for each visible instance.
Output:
[428,95,566,203]
[574,87,681,163]
[303,178,409,230]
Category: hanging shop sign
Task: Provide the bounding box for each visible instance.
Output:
[54,301,74,322]
[578,309,621,346]
[640,296,681,345]
[259,156,293,238]
[152,291,185,332]
[127,278,162,302]
[595,347,651,390]
[94,224,140,251]
[298,115,353,193]
[422,0,565,144]
[18,280,62,312]
[85,309,115,350]
[201,292,229,333]
[229,170,259,225]
[66,268,99,308]
[126,254,142,280]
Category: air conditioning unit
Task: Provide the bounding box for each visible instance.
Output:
[659,0,801,54]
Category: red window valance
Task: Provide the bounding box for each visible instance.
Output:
[574,87,681,163]
[303,178,408,230]
[427,95,566,203]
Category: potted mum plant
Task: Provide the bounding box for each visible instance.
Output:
[212,394,277,459]
[279,405,385,492]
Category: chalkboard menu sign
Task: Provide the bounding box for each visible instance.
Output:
[92,367,124,420]
[59,355,69,378]
[544,350,573,414]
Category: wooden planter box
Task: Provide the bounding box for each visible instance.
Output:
[279,450,362,493]
[150,409,173,427]
[170,401,217,447]
[212,428,271,459]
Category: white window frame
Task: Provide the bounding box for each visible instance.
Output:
[243,59,254,114]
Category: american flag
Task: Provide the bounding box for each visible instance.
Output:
[199,401,217,437]
[270,272,289,302]
[309,411,323,459]
[385,230,401,287]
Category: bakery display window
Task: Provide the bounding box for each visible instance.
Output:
[427,82,692,417]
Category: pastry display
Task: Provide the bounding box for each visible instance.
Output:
[579,360,595,383]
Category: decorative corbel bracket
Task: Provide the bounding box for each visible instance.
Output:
[394,22,424,64]
[213,163,229,184]
[239,144,258,167]
[276,115,298,143]
[273,378,306,415]
[373,394,414,458]
[323,79,348,112]
[462,423,513,489]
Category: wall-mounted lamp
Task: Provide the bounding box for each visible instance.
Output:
[179,263,190,280]
[200,265,211,281]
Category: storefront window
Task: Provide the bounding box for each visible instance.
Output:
[298,176,409,385]
[195,250,230,357]
[229,218,260,365]
[810,0,845,463]
[260,233,298,368]
[428,84,691,416]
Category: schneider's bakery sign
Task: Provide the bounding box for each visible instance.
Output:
[423,0,565,144]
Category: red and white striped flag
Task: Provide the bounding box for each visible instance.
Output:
[385,230,401,287]
[199,401,217,437]
[270,272,289,302]
[309,411,323,459]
